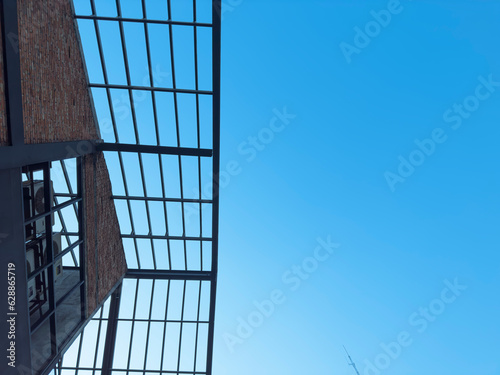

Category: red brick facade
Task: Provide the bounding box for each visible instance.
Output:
[0,0,126,318]
[84,152,127,317]
[1,0,100,144]
[18,0,99,144]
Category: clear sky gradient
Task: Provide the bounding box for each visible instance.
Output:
[70,1,500,374]
[214,1,500,375]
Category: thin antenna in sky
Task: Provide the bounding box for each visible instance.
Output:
[343,346,361,375]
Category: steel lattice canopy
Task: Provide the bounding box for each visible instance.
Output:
[50,0,221,374]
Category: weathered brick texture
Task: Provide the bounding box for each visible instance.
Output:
[0,0,99,144]
[17,0,99,143]
[0,0,126,318]
[84,152,127,317]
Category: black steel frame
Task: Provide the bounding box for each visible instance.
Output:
[22,161,87,373]
[0,143,88,373]
[0,0,220,374]
[54,1,221,375]
[0,141,96,170]
[0,0,90,374]
[0,1,33,373]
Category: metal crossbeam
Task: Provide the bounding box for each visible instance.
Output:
[121,234,212,241]
[75,14,212,28]
[97,142,212,157]
[112,195,213,203]
[89,83,212,95]
[24,197,82,226]
[0,141,96,169]
[126,269,212,280]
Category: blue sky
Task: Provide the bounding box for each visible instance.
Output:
[69,1,500,374]
[214,1,500,374]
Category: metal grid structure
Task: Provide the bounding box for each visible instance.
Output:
[56,277,213,374]
[0,0,95,373]
[52,0,221,374]
[0,156,88,375]
[0,0,220,373]
[23,160,87,374]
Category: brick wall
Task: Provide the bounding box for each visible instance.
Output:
[18,0,99,143]
[0,0,99,144]
[0,0,126,318]
[0,22,7,146]
[84,152,127,317]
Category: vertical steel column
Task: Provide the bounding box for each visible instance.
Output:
[0,168,32,375]
[43,163,57,357]
[0,0,24,146]
[101,285,122,375]
[77,157,86,321]
[0,1,31,373]
[206,1,221,374]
